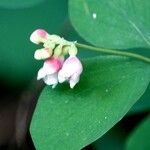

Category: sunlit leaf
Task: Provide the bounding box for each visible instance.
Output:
[69,0,150,49]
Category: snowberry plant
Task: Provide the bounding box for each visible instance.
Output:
[30,29,83,89]
[29,1,150,150]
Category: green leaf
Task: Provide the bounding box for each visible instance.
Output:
[0,0,46,9]
[69,0,150,49]
[30,56,150,150]
[126,115,150,150]
[0,0,67,85]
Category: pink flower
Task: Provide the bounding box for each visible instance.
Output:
[37,57,63,88]
[58,56,83,88]
[30,29,49,44]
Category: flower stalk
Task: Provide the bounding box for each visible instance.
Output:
[76,43,150,64]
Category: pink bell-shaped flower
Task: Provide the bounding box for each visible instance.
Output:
[30,29,49,44]
[58,56,83,88]
[37,57,63,88]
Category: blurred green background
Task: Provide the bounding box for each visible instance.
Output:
[0,0,68,86]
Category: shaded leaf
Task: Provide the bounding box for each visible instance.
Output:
[126,115,150,150]
[92,125,125,150]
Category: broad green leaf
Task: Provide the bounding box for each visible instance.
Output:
[0,0,46,9]
[126,115,150,150]
[0,0,67,85]
[69,0,150,49]
[31,56,150,150]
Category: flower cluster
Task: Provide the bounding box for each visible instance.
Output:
[30,29,83,88]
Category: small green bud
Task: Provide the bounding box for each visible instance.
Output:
[43,40,55,49]
[53,45,63,56]
[62,45,70,55]
[68,44,78,56]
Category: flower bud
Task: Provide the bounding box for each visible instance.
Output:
[53,45,63,57]
[68,44,78,56]
[34,48,52,60]
[62,45,70,55]
[43,40,56,49]
[30,29,49,44]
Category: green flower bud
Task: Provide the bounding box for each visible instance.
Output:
[68,44,78,56]
[53,45,63,56]
[62,45,70,55]
[43,40,55,49]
